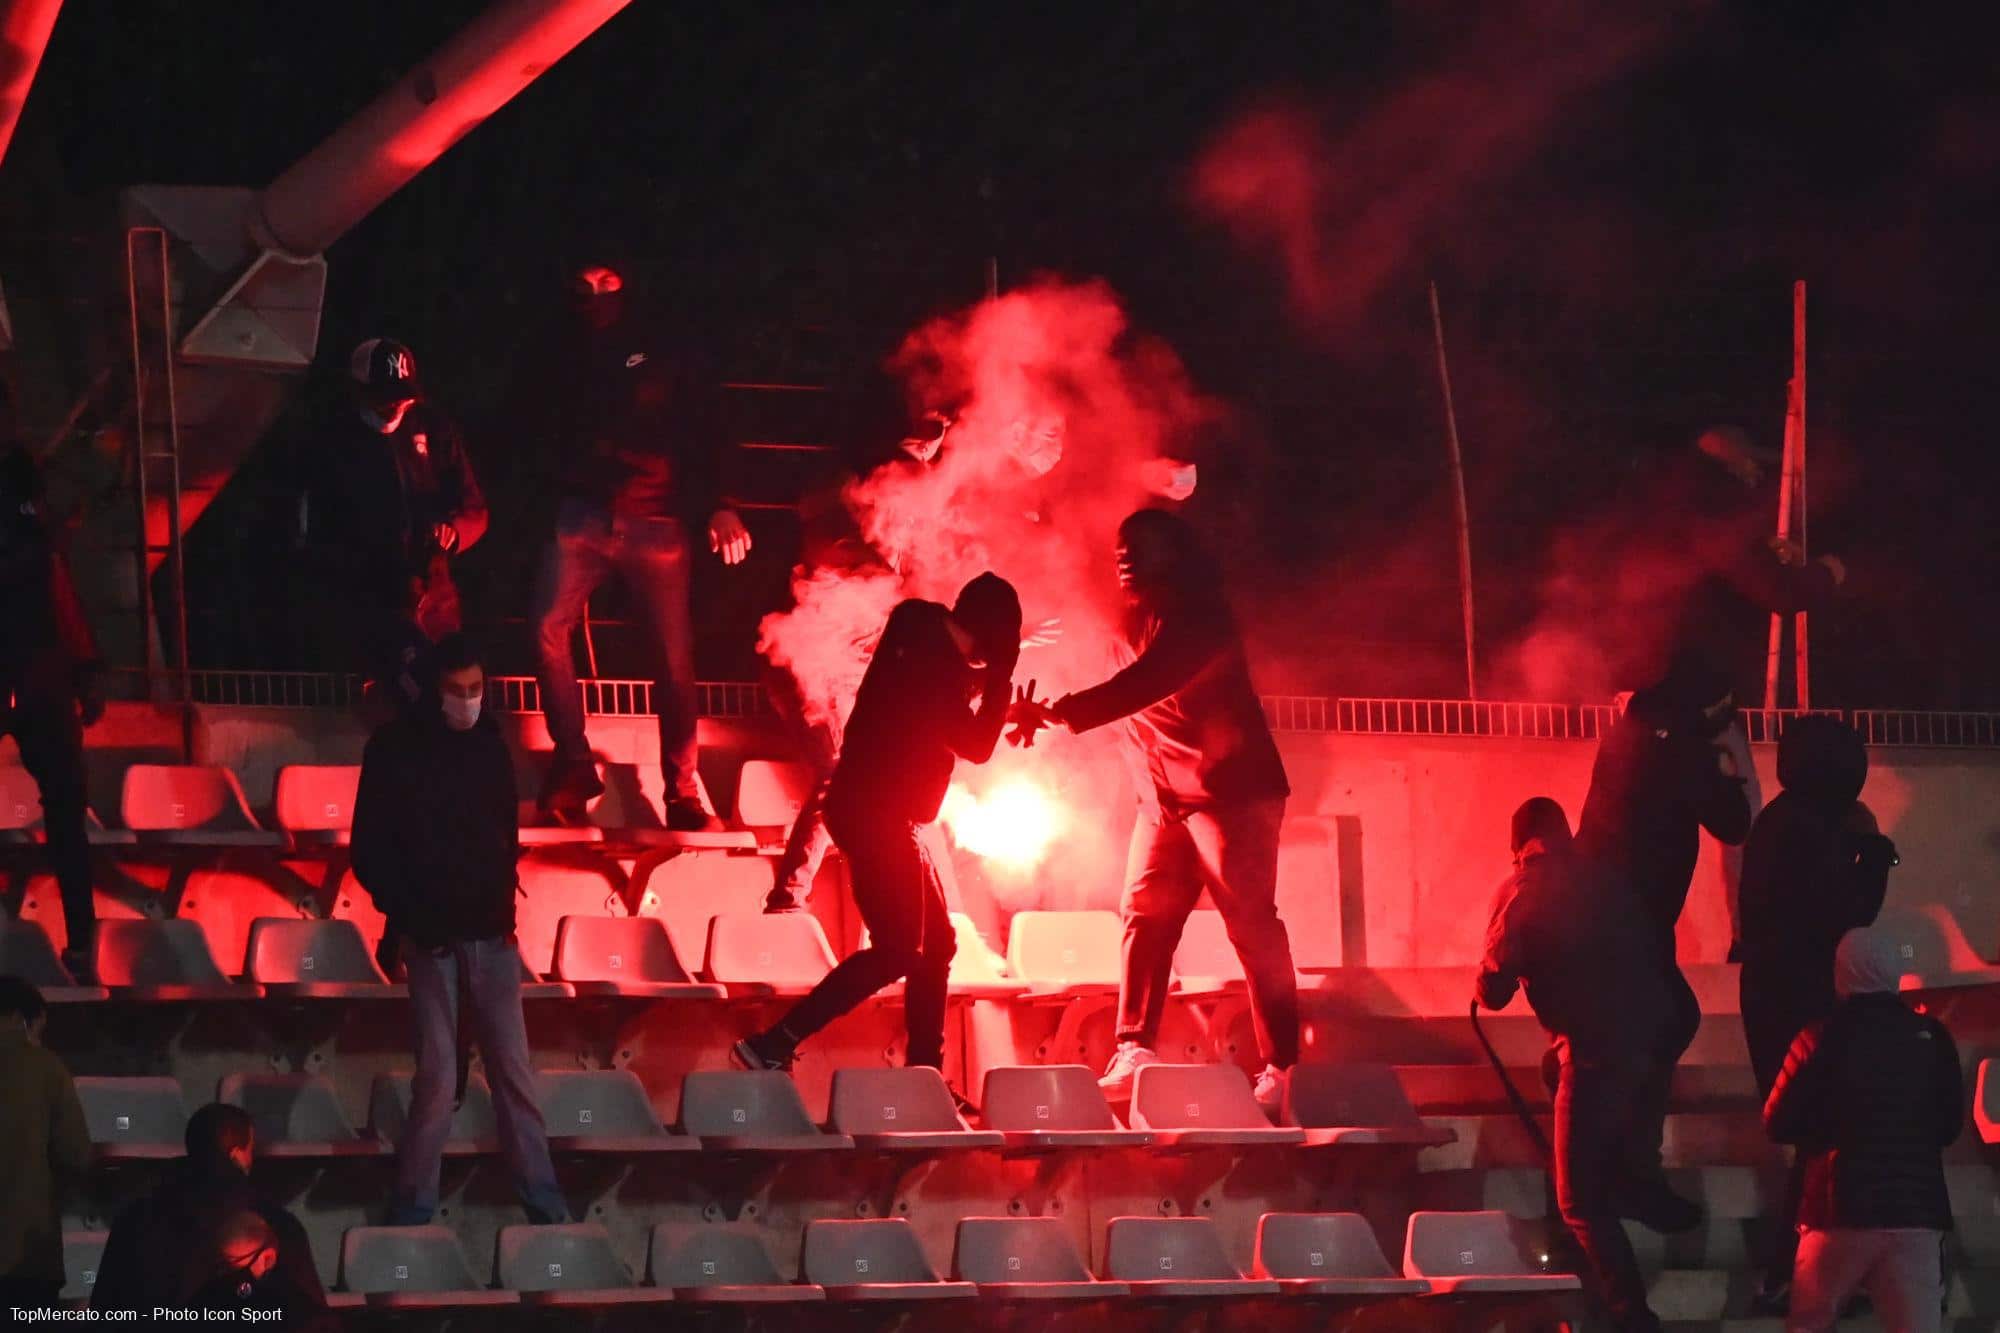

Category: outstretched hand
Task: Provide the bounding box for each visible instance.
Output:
[1007,682,1054,748]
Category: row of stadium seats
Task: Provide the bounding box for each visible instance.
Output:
[73,1062,1452,1160]
[62,1211,1580,1309]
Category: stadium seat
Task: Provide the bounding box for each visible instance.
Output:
[272,764,361,848]
[1005,910,1122,996]
[96,918,263,1001]
[677,1070,855,1151]
[219,1073,388,1158]
[1171,909,1247,995]
[734,758,815,836]
[1128,1063,1306,1147]
[701,912,838,997]
[0,918,107,1001]
[537,1070,696,1152]
[1875,904,2000,992]
[59,1231,108,1307]
[119,764,285,848]
[519,766,756,851]
[338,1225,518,1307]
[368,1072,498,1156]
[243,917,402,998]
[1102,1216,1280,1297]
[0,766,126,848]
[1401,1211,1582,1295]
[1254,1213,1432,1297]
[647,1223,823,1302]
[946,913,1027,999]
[550,915,725,999]
[517,951,575,1000]
[75,1076,187,1160]
[980,1065,1155,1150]
[1980,1059,2000,1147]
[952,1217,1130,1300]
[1287,1063,1456,1147]
[801,1219,978,1301]
[496,1223,671,1306]
[828,1067,1004,1151]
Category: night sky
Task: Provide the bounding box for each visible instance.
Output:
[3,1,1996,705]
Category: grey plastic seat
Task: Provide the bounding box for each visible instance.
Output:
[647,1223,824,1302]
[1103,1216,1280,1297]
[368,1072,498,1155]
[980,1065,1154,1150]
[1254,1213,1432,1297]
[119,764,285,849]
[96,918,263,1002]
[1170,909,1248,996]
[1128,1063,1306,1147]
[551,915,725,1000]
[677,1070,853,1151]
[1005,910,1122,998]
[338,1225,518,1307]
[496,1223,670,1306]
[0,918,107,1001]
[1287,1064,1456,1147]
[536,1070,696,1153]
[219,1072,388,1158]
[828,1067,1003,1151]
[75,1076,188,1160]
[272,764,361,849]
[244,917,403,998]
[60,1231,108,1306]
[1402,1211,1582,1295]
[952,1217,1130,1300]
[801,1219,977,1301]
[700,912,838,997]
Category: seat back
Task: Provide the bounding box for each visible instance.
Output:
[1872,904,1988,980]
[1,766,43,829]
[1005,910,1122,987]
[1403,1210,1538,1280]
[219,1073,362,1146]
[368,1073,497,1144]
[120,764,259,831]
[1129,1062,1268,1133]
[1256,1213,1396,1280]
[497,1224,633,1292]
[1172,909,1246,985]
[0,918,77,986]
[96,918,231,987]
[272,765,362,832]
[1104,1217,1242,1281]
[553,915,697,985]
[61,1231,110,1305]
[679,1070,820,1137]
[735,759,814,829]
[953,1217,1093,1284]
[702,913,837,990]
[75,1076,188,1150]
[537,1070,665,1138]
[803,1219,940,1285]
[341,1225,483,1293]
[829,1066,971,1136]
[981,1065,1122,1133]
[948,913,1016,986]
[648,1224,787,1287]
[244,917,388,985]
[1287,1063,1425,1130]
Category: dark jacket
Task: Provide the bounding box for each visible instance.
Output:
[1478,841,1675,1064]
[1764,993,1961,1231]
[1,447,100,698]
[0,1027,91,1286]
[1054,585,1287,815]
[93,1160,330,1325]
[351,710,521,948]
[827,599,1011,826]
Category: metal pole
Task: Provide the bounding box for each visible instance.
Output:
[1792,282,1810,709]
[1765,281,1805,710]
[1428,281,1479,700]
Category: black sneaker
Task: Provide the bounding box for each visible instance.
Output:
[538,757,604,816]
[732,1031,796,1072]
[1617,1176,1703,1234]
[666,798,725,833]
[763,894,807,915]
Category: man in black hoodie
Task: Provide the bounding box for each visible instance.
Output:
[1766,926,1960,1333]
[734,573,1021,1076]
[351,634,569,1227]
[1479,797,1675,1333]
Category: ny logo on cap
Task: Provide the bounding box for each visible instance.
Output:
[388,349,413,381]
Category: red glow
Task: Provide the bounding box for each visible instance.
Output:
[941,777,1067,874]
[578,265,624,296]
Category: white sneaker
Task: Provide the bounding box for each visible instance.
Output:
[1252,1063,1289,1118]
[1097,1041,1161,1099]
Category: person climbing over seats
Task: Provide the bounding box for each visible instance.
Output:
[733,574,1024,1080]
[1477,797,1674,1333]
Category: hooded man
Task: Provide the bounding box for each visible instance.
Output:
[1478,797,1675,1333]
[735,573,1022,1078]
[1765,927,1960,1333]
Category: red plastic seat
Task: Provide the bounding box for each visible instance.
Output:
[1402,1211,1582,1295]
[1286,1063,1456,1148]
[1,765,127,848]
[734,758,814,838]
[339,1225,518,1307]
[1254,1213,1432,1297]
[952,1217,1129,1300]
[647,1223,824,1303]
[96,918,263,1001]
[700,912,837,998]
[945,913,1027,1000]
[550,915,724,1000]
[828,1067,1004,1152]
[244,917,403,998]
[979,1065,1154,1150]
[802,1219,977,1301]
[119,764,284,848]
[272,764,361,848]
[1102,1216,1280,1297]
[1128,1063,1306,1147]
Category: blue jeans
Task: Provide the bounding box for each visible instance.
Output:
[389,936,567,1225]
[532,500,701,800]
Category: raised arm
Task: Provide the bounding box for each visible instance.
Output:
[1051,611,1227,734]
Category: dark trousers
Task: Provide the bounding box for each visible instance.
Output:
[531,500,700,800]
[0,1277,63,1310]
[1631,953,1701,1184]
[763,666,839,909]
[1117,797,1299,1067]
[1557,1057,1664,1332]
[776,805,955,1068]
[2,688,95,958]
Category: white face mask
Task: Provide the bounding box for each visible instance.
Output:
[441,692,483,731]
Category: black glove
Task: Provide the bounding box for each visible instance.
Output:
[1854,833,1900,872]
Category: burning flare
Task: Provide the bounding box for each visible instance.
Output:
[941,777,1067,874]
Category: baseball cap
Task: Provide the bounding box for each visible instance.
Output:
[349,338,423,403]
